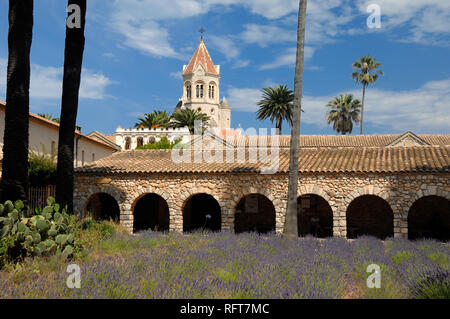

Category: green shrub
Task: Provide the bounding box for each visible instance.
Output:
[28,148,57,186]
[392,250,415,265]
[410,270,450,299]
[136,136,183,150]
[0,197,83,268]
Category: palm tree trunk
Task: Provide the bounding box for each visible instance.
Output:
[276,116,282,134]
[0,0,34,203]
[56,0,86,213]
[284,0,307,239]
[360,83,366,135]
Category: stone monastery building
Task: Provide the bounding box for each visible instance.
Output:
[74,38,450,242]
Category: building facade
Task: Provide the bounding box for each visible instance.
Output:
[74,133,450,241]
[0,101,120,170]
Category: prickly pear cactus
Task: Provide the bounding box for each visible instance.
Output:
[0,197,80,266]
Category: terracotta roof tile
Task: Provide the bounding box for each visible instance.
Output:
[183,39,218,76]
[75,146,450,175]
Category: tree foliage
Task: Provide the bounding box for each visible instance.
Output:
[256,85,294,133]
[326,94,361,135]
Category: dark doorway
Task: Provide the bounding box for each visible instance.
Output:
[346,195,394,239]
[183,194,221,232]
[408,196,450,241]
[235,194,276,234]
[297,194,333,238]
[133,194,170,232]
[85,193,120,222]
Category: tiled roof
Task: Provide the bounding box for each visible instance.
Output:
[0,100,117,151]
[75,146,450,174]
[189,134,450,148]
[183,39,218,76]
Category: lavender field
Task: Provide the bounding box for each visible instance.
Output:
[0,227,449,299]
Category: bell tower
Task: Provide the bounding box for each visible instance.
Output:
[180,34,230,131]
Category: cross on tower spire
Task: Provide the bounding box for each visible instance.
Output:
[199,27,205,40]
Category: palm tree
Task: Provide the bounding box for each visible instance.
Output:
[134,110,171,129]
[352,55,383,135]
[326,94,361,135]
[170,108,210,134]
[256,85,294,134]
[38,113,60,123]
[284,0,307,239]
[56,0,86,214]
[0,1,34,202]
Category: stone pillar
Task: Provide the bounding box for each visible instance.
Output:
[393,211,408,238]
[169,202,183,233]
[221,207,234,232]
[120,207,133,234]
[333,196,347,238]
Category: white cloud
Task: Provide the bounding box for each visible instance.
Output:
[0,58,115,100]
[226,87,262,112]
[170,71,182,79]
[232,60,251,69]
[260,47,315,70]
[209,35,240,60]
[356,0,450,45]
[226,78,450,133]
[240,24,296,47]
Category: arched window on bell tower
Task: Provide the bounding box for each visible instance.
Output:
[186,83,191,99]
[196,85,200,98]
[200,85,204,98]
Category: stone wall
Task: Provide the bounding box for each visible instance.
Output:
[74,172,450,238]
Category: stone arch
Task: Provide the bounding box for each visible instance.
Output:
[407,195,450,241]
[133,193,170,233]
[403,185,450,214]
[297,194,334,238]
[346,194,394,239]
[234,192,276,234]
[182,192,222,232]
[84,192,120,222]
[131,188,171,211]
[82,186,125,213]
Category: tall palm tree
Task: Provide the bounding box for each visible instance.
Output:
[326,94,361,135]
[256,85,294,134]
[134,110,170,129]
[284,0,307,239]
[56,0,86,214]
[0,0,34,202]
[170,108,210,134]
[352,55,383,135]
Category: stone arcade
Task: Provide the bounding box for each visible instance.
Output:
[74,132,450,241]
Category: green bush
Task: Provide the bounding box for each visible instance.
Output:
[392,250,415,265]
[410,270,450,299]
[28,149,57,186]
[136,136,183,150]
[0,197,83,268]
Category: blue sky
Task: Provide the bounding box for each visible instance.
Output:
[0,0,449,135]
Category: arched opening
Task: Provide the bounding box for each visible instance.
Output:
[297,194,333,238]
[85,193,120,222]
[183,194,221,232]
[408,196,450,241]
[346,195,394,239]
[125,137,131,150]
[133,194,170,233]
[235,194,276,234]
[137,137,144,148]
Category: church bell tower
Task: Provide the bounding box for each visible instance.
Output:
[180,32,231,132]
